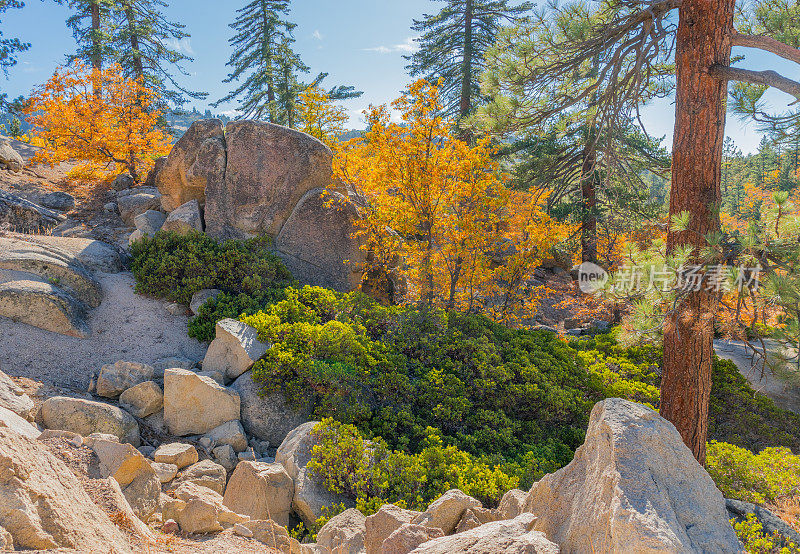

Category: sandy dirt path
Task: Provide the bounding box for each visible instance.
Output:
[0,271,207,389]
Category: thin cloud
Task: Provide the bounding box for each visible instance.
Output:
[365,36,418,55]
[312,30,323,41]
[165,38,194,55]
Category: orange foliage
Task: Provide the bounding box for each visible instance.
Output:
[24,62,172,186]
[334,79,565,324]
[297,86,348,149]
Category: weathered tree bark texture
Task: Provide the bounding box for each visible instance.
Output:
[662,0,735,464]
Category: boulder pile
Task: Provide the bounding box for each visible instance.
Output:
[124,119,366,292]
[0,334,748,554]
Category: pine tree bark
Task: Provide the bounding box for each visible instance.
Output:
[459,0,474,142]
[662,0,735,464]
[90,0,102,71]
[125,6,144,80]
[580,140,598,263]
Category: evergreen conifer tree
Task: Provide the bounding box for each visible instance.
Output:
[406,0,532,122]
[113,0,207,107]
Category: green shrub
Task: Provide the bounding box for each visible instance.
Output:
[306,418,518,513]
[188,289,287,342]
[733,514,800,553]
[708,358,800,453]
[242,286,599,465]
[130,231,294,305]
[707,441,800,505]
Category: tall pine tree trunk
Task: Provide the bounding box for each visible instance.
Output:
[125,7,144,80]
[90,0,102,71]
[662,0,734,464]
[459,0,473,141]
[580,138,598,263]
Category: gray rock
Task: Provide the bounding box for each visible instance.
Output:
[40,396,139,446]
[0,365,34,420]
[0,190,65,233]
[203,419,248,452]
[203,318,270,381]
[104,202,117,213]
[190,288,222,315]
[173,459,228,495]
[0,140,23,172]
[212,444,238,472]
[0,236,102,307]
[161,199,203,235]
[727,498,800,547]
[118,381,163,418]
[163,368,240,436]
[40,191,76,211]
[524,398,741,553]
[133,210,166,236]
[230,370,312,446]
[0,280,89,338]
[275,188,365,293]
[112,173,136,191]
[96,361,155,398]
[205,121,333,239]
[4,235,125,273]
[118,189,162,226]
[276,421,354,526]
[409,513,557,554]
[156,119,226,212]
[316,508,366,554]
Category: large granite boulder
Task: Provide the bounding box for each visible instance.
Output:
[0,139,23,172]
[0,280,89,338]
[410,513,558,554]
[0,236,102,307]
[203,318,270,381]
[230,370,312,445]
[222,461,294,526]
[157,119,226,212]
[0,190,65,232]
[316,508,367,554]
[163,368,240,436]
[275,188,365,292]
[524,398,741,553]
[117,187,162,226]
[412,489,481,536]
[0,365,34,419]
[0,428,132,552]
[205,121,333,239]
[276,421,354,526]
[84,435,161,520]
[365,504,422,554]
[161,199,203,235]
[1,235,125,273]
[40,396,140,445]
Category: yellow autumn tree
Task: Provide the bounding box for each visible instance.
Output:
[297,86,348,149]
[24,62,172,184]
[334,79,563,322]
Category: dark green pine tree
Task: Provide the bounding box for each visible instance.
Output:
[65,0,115,70]
[214,0,305,121]
[1,0,30,77]
[113,0,207,107]
[405,0,532,123]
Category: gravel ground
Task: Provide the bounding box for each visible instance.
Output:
[0,271,207,389]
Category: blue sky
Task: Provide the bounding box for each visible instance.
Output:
[3,0,798,154]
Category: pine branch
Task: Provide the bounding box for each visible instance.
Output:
[710,65,800,101]
[732,32,800,66]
